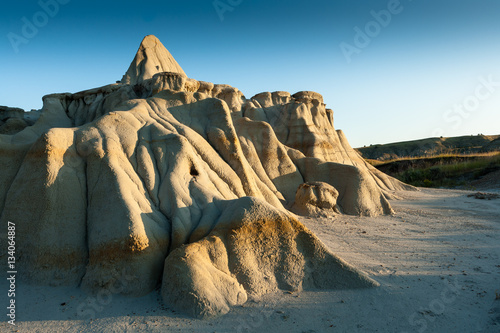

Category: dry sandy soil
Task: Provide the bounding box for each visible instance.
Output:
[1,188,499,333]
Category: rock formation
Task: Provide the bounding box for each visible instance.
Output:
[0,35,413,318]
[121,35,186,85]
[291,182,341,217]
[0,106,41,135]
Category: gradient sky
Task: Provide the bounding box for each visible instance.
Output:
[1,0,499,147]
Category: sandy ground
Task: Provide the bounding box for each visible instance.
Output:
[471,170,500,192]
[1,188,499,333]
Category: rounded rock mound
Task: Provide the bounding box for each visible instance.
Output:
[291,182,341,217]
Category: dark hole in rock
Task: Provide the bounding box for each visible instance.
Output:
[190,165,199,176]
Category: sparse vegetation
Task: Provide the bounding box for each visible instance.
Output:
[370,152,500,188]
[358,134,500,162]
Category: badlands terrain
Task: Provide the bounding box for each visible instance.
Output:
[1,188,499,332]
[0,36,499,332]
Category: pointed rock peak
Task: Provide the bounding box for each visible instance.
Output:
[121,35,186,85]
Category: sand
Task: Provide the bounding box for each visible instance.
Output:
[1,187,499,332]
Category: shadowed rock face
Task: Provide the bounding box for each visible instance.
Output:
[0,35,410,318]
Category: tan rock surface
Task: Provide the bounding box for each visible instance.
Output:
[0,35,413,318]
[162,197,377,318]
[291,182,341,216]
[121,35,186,85]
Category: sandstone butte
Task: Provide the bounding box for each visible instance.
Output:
[0,35,415,318]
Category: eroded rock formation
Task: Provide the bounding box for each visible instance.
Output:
[291,182,341,217]
[0,35,413,318]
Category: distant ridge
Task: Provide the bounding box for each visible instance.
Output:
[121,35,186,85]
[357,134,500,161]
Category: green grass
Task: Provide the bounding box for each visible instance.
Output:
[367,152,499,166]
[373,152,500,188]
[357,134,500,161]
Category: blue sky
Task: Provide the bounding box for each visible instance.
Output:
[1,0,499,147]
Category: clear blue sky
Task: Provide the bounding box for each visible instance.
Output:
[1,0,499,147]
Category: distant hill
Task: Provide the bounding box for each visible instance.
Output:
[356,135,500,190]
[356,135,500,161]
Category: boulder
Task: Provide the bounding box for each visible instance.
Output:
[291,182,341,217]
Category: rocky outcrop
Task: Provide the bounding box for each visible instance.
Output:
[162,197,377,318]
[0,106,25,119]
[291,182,341,217]
[121,35,186,85]
[0,106,41,135]
[0,35,413,318]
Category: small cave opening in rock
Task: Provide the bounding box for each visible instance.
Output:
[190,165,199,176]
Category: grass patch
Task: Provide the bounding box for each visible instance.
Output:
[357,134,500,161]
[374,153,500,188]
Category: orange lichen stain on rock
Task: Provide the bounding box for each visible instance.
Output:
[25,143,67,161]
[216,134,235,150]
[316,141,335,150]
[224,215,308,295]
[230,216,299,245]
[88,235,156,264]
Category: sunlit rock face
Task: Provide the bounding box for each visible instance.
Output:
[0,35,412,318]
[291,182,342,217]
[121,35,186,85]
